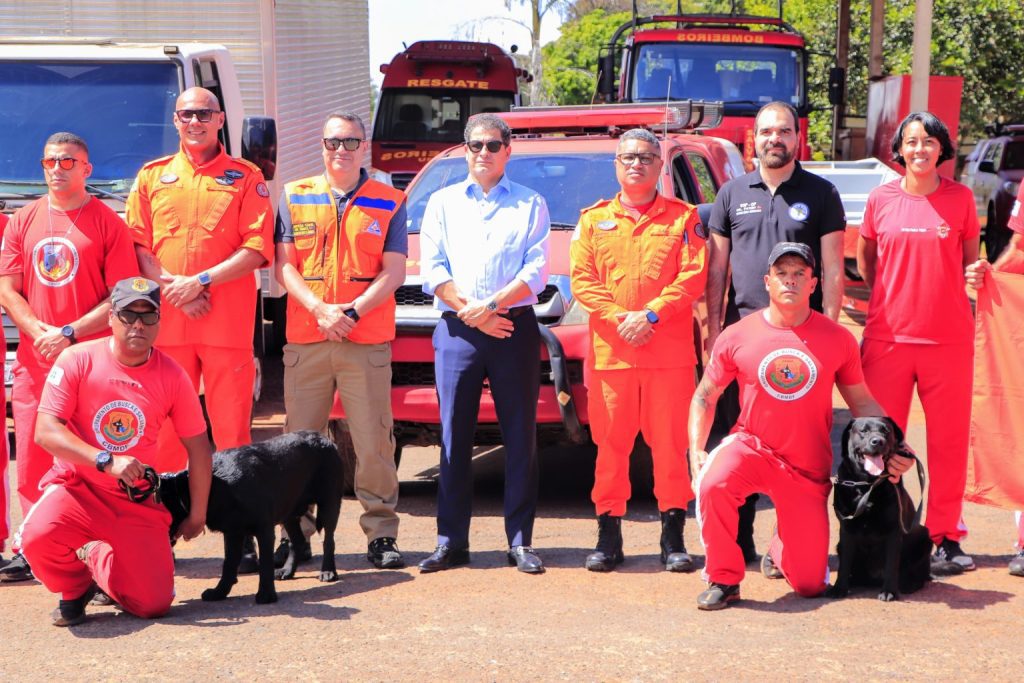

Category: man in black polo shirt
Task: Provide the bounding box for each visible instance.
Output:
[703,101,846,570]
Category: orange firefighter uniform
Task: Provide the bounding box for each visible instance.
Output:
[125,146,274,471]
[570,193,708,515]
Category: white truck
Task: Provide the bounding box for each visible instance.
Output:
[0,0,372,396]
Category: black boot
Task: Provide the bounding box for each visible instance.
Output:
[736,494,759,564]
[585,513,624,572]
[660,508,695,573]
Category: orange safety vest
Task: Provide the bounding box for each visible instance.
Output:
[283,175,404,344]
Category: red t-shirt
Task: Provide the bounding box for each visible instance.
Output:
[38,338,206,493]
[860,178,979,344]
[1009,183,1024,235]
[706,310,864,482]
[0,197,140,367]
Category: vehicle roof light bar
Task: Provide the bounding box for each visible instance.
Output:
[499,101,724,135]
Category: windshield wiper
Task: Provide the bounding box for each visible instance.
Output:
[551,221,577,230]
[86,183,128,204]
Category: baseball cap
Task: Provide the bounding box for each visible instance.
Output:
[111,277,161,310]
[767,242,816,270]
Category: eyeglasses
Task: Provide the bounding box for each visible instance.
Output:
[116,310,160,326]
[466,140,505,154]
[616,153,659,166]
[175,109,218,123]
[323,137,364,151]
[40,157,83,171]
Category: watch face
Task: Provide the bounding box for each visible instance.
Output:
[61,325,74,338]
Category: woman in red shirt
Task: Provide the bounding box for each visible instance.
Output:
[858,111,985,575]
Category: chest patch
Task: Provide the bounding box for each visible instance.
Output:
[757,348,817,401]
[788,202,810,221]
[93,400,147,452]
[32,237,79,288]
[364,220,382,236]
[292,222,316,238]
[936,222,950,239]
[215,176,235,186]
[735,201,762,217]
[224,169,245,180]
[159,173,178,184]
[596,220,618,230]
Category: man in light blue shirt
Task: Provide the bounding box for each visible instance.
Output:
[417,113,551,574]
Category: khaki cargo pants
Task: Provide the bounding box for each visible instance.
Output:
[282,339,399,541]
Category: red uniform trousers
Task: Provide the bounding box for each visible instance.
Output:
[0,412,8,551]
[155,344,254,472]
[697,433,831,596]
[20,478,174,617]
[861,339,972,545]
[11,361,54,514]
[587,365,694,516]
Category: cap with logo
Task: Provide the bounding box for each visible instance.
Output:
[111,277,161,311]
[767,242,816,271]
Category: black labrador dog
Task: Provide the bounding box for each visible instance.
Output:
[828,417,932,601]
[161,431,342,604]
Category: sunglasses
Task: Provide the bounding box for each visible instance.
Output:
[175,109,218,123]
[323,137,364,151]
[41,157,83,171]
[616,153,659,166]
[466,140,505,154]
[116,310,160,326]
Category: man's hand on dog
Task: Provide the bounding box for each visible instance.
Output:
[886,451,914,483]
[176,513,207,542]
[108,455,147,486]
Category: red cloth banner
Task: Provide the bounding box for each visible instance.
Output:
[966,271,1024,510]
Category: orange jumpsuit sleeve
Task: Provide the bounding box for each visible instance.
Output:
[234,172,274,264]
[125,170,155,251]
[644,207,708,323]
[569,214,628,325]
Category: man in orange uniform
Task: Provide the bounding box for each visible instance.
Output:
[0,211,10,569]
[0,133,140,583]
[569,128,708,572]
[125,87,274,473]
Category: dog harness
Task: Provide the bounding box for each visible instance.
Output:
[835,453,925,534]
[119,467,162,504]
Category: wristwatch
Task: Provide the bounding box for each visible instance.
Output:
[95,451,112,473]
[486,299,499,312]
[61,324,77,344]
[343,308,360,322]
[645,309,660,325]
[197,271,213,288]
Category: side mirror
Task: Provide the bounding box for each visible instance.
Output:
[978,160,996,174]
[242,116,278,181]
[827,67,845,106]
[598,50,616,99]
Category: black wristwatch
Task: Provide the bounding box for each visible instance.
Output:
[95,451,112,473]
[486,299,498,312]
[343,308,360,322]
[61,324,77,344]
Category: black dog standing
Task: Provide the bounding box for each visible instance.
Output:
[829,417,936,601]
[161,431,343,604]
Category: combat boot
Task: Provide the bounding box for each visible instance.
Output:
[660,508,695,572]
[585,513,624,572]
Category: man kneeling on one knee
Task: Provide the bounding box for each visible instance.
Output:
[688,242,911,610]
[20,278,212,626]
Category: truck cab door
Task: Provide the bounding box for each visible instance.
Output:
[192,58,230,150]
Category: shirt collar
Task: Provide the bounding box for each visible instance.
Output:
[463,172,511,200]
[177,144,227,172]
[327,168,369,200]
[748,161,805,190]
[609,191,667,218]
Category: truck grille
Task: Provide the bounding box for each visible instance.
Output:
[396,283,560,307]
[391,359,583,386]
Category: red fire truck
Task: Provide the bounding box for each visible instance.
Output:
[372,40,528,189]
[598,1,815,169]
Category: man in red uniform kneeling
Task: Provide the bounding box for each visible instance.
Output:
[20,277,212,626]
[689,243,911,610]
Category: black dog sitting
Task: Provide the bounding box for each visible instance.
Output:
[828,417,932,602]
[161,431,342,604]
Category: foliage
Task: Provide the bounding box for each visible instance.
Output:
[542,0,1024,155]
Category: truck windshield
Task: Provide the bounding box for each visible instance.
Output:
[374,90,516,144]
[0,61,181,187]
[632,43,804,113]
[406,153,621,232]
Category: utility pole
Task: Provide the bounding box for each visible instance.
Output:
[909,0,933,111]
[868,0,884,80]
[832,0,850,159]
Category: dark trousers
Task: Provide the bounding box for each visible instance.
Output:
[432,309,541,549]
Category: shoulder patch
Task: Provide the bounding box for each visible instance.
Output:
[694,222,708,239]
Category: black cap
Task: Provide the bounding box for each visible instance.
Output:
[767,242,816,270]
[111,277,161,310]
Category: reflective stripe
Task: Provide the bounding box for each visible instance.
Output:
[15,483,61,549]
[352,196,397,211]
[288,193,332,205]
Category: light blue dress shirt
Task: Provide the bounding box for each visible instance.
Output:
[420,173,551,312]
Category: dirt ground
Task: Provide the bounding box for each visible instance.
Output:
[2,309,1022,681]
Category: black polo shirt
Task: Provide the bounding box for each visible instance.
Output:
[709,162,845,323]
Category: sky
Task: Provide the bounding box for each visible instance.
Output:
[368,0,565,87]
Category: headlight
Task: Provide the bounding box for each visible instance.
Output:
[559,297,590,326]
[1003,181,1020,198]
